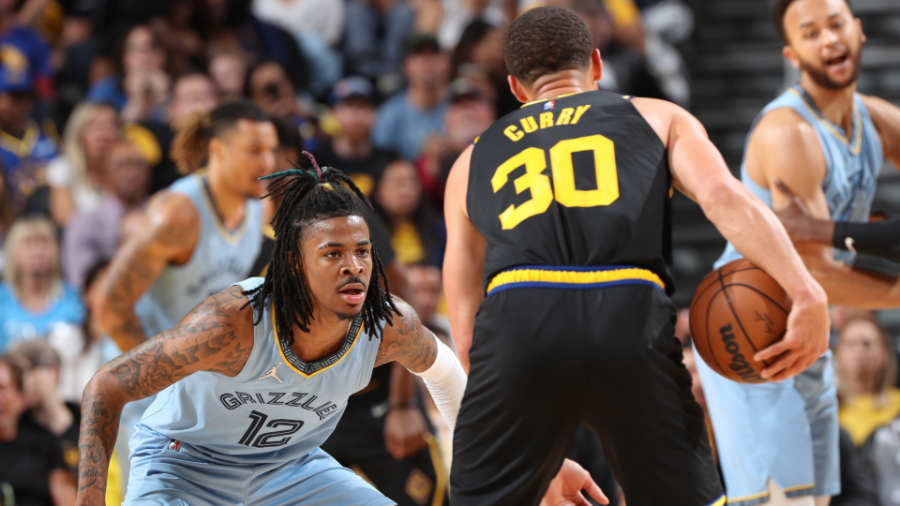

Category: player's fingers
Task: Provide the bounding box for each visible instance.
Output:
[761,352,799,381]
[583,480,610,505]
[754,338,792,362]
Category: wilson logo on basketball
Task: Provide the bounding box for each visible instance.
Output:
[719,323,764,384]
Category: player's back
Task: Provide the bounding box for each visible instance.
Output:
[468,90,673,294]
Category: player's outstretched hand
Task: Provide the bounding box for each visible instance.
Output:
[773,179,816,243]
[384,405,428,460]
[754,286,830,382]
[540,458,609,506]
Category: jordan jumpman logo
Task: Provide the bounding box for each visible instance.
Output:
[258,363,284,383]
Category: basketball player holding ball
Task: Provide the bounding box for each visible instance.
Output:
[443,7,829,506]
[696,0,900,505]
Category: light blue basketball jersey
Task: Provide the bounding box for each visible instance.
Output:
[698,85,883,505]
[716,84,882,268]
[139,277,382,465]
[135,173,263,337]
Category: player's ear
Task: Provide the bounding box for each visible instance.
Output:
[508,75,530,103]
[590,49,603,83]
[855,18,866,44]
[208,136,225,163]
[782,45,800,69]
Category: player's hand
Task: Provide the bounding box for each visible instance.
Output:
[540,459,609,506]
[384,405,428,460]
[754,286,829,382]
[773,179,815,242]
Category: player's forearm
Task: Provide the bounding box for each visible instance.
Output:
[77,372,127,502]
[833,220,900,262]
[97,305,147,353]
[800,250,900,308]
[443,259,482,373]
[701,179,824,304]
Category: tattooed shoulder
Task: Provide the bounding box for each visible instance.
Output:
[375,298,438,373]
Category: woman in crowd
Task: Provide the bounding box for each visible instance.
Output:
[372,157,445,266]
[46,102,119,226]
[0,217,84,353]
[836,315,900,447]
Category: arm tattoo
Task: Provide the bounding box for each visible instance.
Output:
[77,286,252,498]
[375,309,438,373]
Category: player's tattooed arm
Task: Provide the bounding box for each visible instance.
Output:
[94,192,200,352]
[76,286,254,505]
[374,297,439,373]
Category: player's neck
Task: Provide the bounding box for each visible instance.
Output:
[799,75,857,137]
[290,312,352,363]
[205,165,246,231]
[527,72,598,103]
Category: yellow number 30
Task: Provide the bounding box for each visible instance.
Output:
[490,134,619,230]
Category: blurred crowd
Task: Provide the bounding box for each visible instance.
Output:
[0,0,695,504]
[678,306,900,506]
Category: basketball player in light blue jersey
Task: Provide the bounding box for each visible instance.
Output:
[75,160,605,506]
[93,100,277,487]
[697,1,900,505]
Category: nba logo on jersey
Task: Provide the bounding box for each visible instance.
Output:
[543,100,555,110]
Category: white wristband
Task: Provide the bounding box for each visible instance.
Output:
[414,338,467,430]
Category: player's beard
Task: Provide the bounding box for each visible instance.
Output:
[797,48,862,90]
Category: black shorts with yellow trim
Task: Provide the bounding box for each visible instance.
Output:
[450,265,724,506]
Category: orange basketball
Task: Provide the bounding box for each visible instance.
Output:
[689,259,792,384]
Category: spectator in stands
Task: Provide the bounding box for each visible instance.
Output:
[0,46,59,212]
[142,72,218,193]
[407,263,449,334]
[47,260,111,405]
[343,0,415,93]
[830,306,874,348]
[0,355,75,506]
[251,0,344,98]
[0,0,54,100]
[208,51,248,101]
[87,24,170,123]
[452,20,519,115]
[0,171,14,267]
[11,340,80,480]
[315,76,395,197]
[866,417,900,506]
[62,139,150,289]
[836,315,900,447]
[437,0,508,50]
[417,77,494,205]
[373,34,451,162]
[372,157,446,266]
[192,0,309,92]
[0,217,83,353]
[46,102,119,226]
[246,59,319,150]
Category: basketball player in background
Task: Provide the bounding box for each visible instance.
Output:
[444,7,829,506]
[94,100,277,485]
[697,0,900,505]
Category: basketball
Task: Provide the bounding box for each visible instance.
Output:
[689,259,793,384]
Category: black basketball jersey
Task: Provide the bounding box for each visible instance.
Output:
[467,90,675,294]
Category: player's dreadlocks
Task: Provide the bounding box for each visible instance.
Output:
[243,152,399,345]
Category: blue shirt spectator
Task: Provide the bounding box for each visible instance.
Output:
[0,217,84,353]
[0,24,53,100]
[372,34,452,161]
[0,45,58,210]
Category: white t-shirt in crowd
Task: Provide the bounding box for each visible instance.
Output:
[252,0,346,46]
[47,322,104,404]
[46,156,104,214]
[438,0,507,49]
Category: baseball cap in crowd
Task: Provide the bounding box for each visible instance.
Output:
[450,77,485,103]
[0,45,32,94]
[328,76,376,107]
[404,33,441,56]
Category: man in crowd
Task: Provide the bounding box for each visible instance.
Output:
[0,355,75,506]
[63,139,152,289]
[373,33,451,162]
[315,76,395,197]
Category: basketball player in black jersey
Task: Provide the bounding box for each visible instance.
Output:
[443,7,831,506]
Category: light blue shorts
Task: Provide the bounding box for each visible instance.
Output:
[124,425,395,506]
[695,350,840,506]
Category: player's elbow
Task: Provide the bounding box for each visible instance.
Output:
[695,176,746,214]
